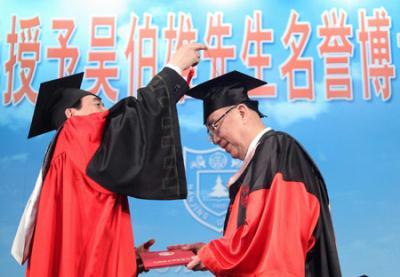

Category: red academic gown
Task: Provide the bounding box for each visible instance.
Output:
[197,131,341,277]
[27,111,137,277]
[26,68,189,276]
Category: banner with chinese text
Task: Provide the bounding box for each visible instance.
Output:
[0,0,399,276]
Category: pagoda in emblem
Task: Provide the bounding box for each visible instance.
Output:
[208,175,229,198]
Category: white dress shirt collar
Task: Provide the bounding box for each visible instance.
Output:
[227,127,272,187]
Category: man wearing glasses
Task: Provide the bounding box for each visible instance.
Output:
[169,71,341,276]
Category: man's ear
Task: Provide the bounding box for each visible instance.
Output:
[65,108,73,118]
[237,104,249,121]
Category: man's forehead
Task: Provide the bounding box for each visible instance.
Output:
[206,106,230,124]
[82,95,101,102]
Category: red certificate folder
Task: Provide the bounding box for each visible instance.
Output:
[140,250,195,269]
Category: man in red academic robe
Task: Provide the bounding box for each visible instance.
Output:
[12,43,206,276]
[170,71,341,276]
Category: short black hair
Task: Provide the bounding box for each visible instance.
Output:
[70,99,82,110]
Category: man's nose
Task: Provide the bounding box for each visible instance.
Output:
[211,134,221,145]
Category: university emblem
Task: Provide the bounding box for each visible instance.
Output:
[183,147,241,233]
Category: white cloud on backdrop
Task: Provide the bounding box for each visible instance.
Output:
[262,82,329,127]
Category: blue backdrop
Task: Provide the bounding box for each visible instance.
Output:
[1,0,399,276]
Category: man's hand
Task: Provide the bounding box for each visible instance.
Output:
[167,243,207,271]
[187,255,207,271]
[136,239,155,274]
[136,238,155,254]
[169,43,207,71]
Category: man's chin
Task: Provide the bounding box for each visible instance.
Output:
[225,148,239,159]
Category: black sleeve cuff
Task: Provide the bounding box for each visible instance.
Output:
[157,67,190,103]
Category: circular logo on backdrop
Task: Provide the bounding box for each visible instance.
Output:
[209,151,227,169]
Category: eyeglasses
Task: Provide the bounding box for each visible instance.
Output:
[206,105,237,139]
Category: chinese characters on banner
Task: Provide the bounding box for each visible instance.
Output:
[46,19,79,79]
[1,8,398,106]
[357,8,395,101]
[3,16,41,105]
[317,9,353,100]
[280,10,314,100]
[242,11,276,98]
[85,17,119,102]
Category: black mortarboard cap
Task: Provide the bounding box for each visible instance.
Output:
[187,70,267,124]
[28,72,96,138]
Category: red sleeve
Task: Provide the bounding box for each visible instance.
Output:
[52,111,112,194]
[198,173,320,276]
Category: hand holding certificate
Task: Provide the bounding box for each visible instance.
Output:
[167,242,207,271]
